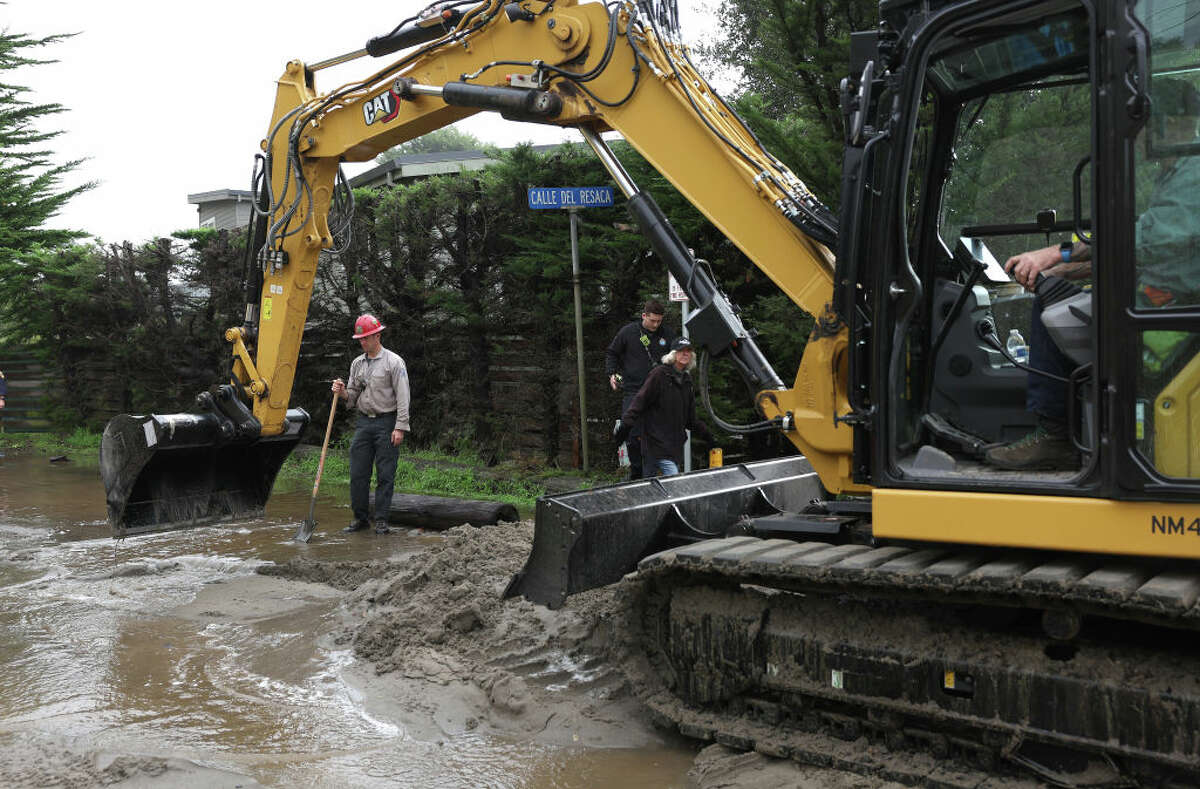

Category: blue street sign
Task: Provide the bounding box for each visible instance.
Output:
[527,186,615,210]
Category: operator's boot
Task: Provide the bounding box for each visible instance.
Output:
[343,520,369,533]
[984,419,1079,471]
[374,520,391,535]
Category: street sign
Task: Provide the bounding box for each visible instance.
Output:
[528,186,615,210]
[668,274,688,302]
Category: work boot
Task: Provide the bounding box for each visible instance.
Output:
[374,521,391,535]
[342,520,369,533]
[984,422,1079,470]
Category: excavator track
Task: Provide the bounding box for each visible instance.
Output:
[615,537,1200,786]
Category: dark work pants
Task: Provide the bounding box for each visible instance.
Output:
[1026,297,1071,425]
[621,391,645,480]
[350,413,399,525]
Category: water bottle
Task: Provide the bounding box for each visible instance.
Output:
[1006,328,1028,365]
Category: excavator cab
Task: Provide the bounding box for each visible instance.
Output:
[838,0,1200,551]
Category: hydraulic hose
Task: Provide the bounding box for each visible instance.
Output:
[697,349,787,435]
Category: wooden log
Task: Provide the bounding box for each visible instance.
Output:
[384,493,519,531]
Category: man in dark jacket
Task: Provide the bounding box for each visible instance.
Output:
[604,299,675,478]
[615,337,714,476]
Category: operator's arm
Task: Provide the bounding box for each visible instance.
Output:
[1005,242,1092,289]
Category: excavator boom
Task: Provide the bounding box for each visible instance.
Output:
[99,0,857,536]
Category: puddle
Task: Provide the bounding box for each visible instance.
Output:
[0,452,695,787]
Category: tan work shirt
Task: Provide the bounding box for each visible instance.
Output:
[344,348,410,432]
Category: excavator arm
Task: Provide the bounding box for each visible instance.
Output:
[100,0,862,537]
[256,0,859,481]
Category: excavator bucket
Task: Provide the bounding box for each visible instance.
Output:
[504,456,824,609]
[100,407,309,538]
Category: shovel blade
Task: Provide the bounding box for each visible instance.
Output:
[100,409,309,538]
[294,518,317,543]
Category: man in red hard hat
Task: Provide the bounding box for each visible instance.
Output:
[332,313,410,534]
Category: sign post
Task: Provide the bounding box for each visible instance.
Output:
[529,186,615,472]
[668,274,693,472]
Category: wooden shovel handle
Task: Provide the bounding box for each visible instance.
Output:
[312,390,339,497]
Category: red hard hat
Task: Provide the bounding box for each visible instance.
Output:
[352,313,385,339]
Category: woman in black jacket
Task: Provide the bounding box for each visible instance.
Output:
[614,337,714,476]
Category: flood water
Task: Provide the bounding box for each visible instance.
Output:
[0,451,696,787]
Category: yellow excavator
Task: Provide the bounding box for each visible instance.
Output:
[100,0,1200,781]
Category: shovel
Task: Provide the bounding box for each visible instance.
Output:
[295,390,339,542]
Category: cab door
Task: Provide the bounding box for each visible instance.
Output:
[1108,0,1200,498]
[872,0,1102,492]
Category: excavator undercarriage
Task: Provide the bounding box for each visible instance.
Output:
[618,538,1200,786]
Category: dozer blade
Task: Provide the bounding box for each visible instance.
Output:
[504,456,823,609]
[100,408,309,538]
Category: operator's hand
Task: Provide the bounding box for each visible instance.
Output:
[609,374,618,391]
[332,378,346,397]
[0,396,5,410]
[391,429,404,447]
[1004,246,1059,291]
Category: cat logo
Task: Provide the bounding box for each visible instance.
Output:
[363,90,402,126]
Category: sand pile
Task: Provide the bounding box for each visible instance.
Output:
[343,522,610,673]
[262,521,663,749]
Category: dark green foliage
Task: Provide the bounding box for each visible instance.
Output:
[0,234,246,429]
[7,138,815,467]
[0,29,91,267]
[375,127,484,161]
[702,0,875,203]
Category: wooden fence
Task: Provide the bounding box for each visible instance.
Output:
[0,355,51,433]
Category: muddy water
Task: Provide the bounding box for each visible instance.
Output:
[0,452,695,787]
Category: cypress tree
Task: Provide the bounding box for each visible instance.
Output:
[0,29,91,267]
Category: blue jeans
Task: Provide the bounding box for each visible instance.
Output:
[654,458,680,476]
[350,413,399,525]
[1026,297,1071,424]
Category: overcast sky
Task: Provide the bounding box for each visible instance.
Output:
[12,1,718,244]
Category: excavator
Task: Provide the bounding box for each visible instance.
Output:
[99,0,1200,782]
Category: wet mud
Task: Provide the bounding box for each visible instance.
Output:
[0,453,699,788]
[0,451,1063,787]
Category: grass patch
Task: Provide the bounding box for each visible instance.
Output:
[277,442,547,508]
[276,438,616,509]
[0,427,101,462]
[4,426,618,511]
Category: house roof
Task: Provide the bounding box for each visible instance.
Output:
[188,142,579,207]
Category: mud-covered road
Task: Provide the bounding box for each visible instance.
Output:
[0,450,1052,788]
[0,452,702,787]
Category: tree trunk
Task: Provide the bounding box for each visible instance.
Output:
[383,493,519,530]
